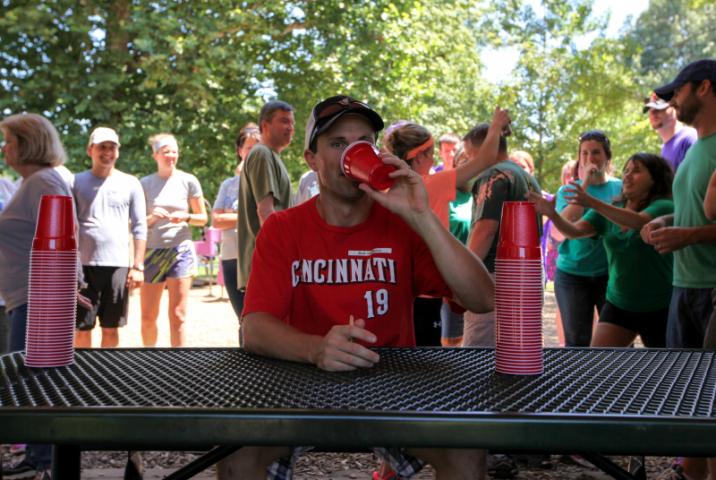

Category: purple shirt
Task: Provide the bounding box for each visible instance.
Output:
[662,127,697,172]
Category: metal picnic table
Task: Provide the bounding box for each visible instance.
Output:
[1,347,715,479]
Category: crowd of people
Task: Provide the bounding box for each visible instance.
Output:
[0,58,715,480]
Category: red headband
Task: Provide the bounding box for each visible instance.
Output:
[405,137,434,160]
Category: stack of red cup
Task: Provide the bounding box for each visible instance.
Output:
[494,201,544,375]
[25,195,77,368]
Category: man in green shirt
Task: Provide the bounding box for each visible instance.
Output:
[237,100,295,297]
[643,59,716,347]
[642,58,716,480]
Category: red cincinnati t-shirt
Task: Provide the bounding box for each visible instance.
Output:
[243,197,451,347]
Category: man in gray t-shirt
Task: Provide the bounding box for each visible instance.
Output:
[73,127,147,348]
[237,101,294,290]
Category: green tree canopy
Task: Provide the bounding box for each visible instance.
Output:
[1,0,712,198]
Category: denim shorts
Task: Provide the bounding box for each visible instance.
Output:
[144,239,197,283]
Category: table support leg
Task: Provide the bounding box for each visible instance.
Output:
[627,455,646,480]
[581,453,639,480]
[164,446,241,480]
[52,445,81,479]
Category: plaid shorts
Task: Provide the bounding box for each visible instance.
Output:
[144,239,197,283]
[266,446,424,480]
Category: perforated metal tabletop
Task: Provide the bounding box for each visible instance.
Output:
[1,347,715,455]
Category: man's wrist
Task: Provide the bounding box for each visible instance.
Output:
[131,263,145,272]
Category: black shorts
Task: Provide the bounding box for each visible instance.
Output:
[76,266,129,330]
[599,300,668,347]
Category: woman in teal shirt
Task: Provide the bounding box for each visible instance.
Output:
[553,131,622,346]
[530,153,674,347]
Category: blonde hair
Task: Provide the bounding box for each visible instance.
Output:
[0,113,66,167]
[148,133,178,153]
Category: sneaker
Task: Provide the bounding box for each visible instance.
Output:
[3,460,38,479]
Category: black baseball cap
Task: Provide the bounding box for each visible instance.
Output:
[304,95,384,152]
[654,59,716,101]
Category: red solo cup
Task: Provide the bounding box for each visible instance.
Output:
[341,141,396,191]
[496,201,541,259]
[32,195,76,251]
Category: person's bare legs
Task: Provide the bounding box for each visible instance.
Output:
[590,323,637,348]
[555,307,565,347]
[75,329,93,348]
[707,458,716,480]
[408,448,487,480]
[683,458,707,480]
[100,327,120,348]
[216,447,290,480]
[167,276,191,347]
[141,282,165,346]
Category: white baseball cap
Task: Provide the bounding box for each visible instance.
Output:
[88,127,120,147]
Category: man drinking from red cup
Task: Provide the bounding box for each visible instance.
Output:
[217,95,495,479]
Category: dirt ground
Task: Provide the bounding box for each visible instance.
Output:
[2,283,673,478]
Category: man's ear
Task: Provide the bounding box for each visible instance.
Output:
[304,148,318,172]
[86,145,93,158]
[697,79,712,97]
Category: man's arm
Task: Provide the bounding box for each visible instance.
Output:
[640,214,674,245]
[454,107,510,190]
[647,223,716,254]
[257,194,275,225]
[705,170,716,221]
[127,238,147,289]
[467,219,498,263]
[242,313,379,371]
[127,180,148,288]
[360,154,494,313]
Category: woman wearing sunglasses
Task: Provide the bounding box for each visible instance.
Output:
[548,131,623,347]
[529,153,673,347]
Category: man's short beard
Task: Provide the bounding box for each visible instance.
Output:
[677,93,702,125]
